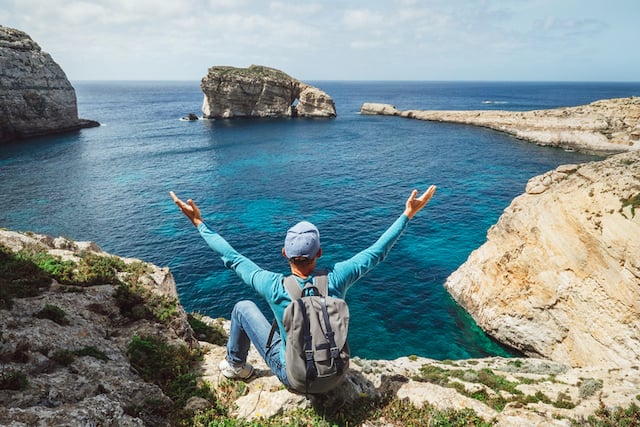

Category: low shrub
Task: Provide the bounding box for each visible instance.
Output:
[0,245,51,309]
[34,304,69,325]
[573,401,640,426]
[51,349,76,366]
[188,314,227,346]
[74,346,109,362]
[114,283,179,324]
[126,334,220,424]
[0,369,29,390]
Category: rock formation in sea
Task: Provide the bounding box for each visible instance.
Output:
[2,225,639,426]
[445,150,640,369]
[360,98,640,155]
[200,65,336,119]
[0,26,99,144]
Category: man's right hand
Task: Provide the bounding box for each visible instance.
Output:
[170,191,203,227]
[403,185,437,219]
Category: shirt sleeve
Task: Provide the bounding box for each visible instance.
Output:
[197,222,277,297]
[329,213,410,296]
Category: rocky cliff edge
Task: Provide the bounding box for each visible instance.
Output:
[2,217,639,425]
[445,150,640,370]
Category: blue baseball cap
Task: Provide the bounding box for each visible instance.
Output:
[284,221,320,259]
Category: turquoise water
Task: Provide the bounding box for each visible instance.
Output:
[2,81,638,360]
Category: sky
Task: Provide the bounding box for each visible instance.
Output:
[1,0,638,81]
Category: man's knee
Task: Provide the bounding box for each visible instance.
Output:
[232,300,257,316]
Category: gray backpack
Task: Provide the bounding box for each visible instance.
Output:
[269,272,350,394]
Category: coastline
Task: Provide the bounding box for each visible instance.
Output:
[361,97,640,155]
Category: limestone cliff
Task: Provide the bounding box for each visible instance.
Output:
[360,98,640,155]
[445,150,640,369]
[200,65,336,119]
[0,26,98,144]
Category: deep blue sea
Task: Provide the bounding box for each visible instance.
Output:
[2,81,639,360]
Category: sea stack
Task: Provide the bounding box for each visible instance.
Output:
[0,25,98,144]
[200,65,336,119]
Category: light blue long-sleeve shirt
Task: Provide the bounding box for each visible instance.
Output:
[197,213,410,360]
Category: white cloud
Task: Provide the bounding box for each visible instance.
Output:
[0,0,637,80]
[342,9,386,30]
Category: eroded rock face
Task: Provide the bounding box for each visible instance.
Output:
[0,230,192,427]
[200,65,336,119]
[361,98,640,154]
[445,150,640,368]
[0,26,98,144]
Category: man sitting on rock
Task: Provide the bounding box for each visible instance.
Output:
[169,185,436,387]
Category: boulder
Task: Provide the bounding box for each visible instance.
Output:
[0,26,99,144]
[445,150,640,368]
[200,65,336,119]
[360,102,401,115]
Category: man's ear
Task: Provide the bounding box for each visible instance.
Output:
[316,247,322,259]
[282,247,288,258]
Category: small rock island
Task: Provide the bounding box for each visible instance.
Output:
[0,25,98,144]
[200,65,336,119]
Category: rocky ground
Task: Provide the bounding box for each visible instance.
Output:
[198,318,640,426]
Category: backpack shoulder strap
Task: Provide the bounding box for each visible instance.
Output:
[283,275,302,299]
[313,271,328,296]
[267,274,301,349]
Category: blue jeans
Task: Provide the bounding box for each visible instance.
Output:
[227,300,290,387]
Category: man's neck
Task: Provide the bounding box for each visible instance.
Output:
[289,264,316,279]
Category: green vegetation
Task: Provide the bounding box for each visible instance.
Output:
[188,313,227,346]
[1,240,180,325]
[186,381,495,427]
[416,364,575,412]
[114,281,179,323]
[579,378,604,399]
[0,244,52,309]
[40,346,108,367]
[572,402,640,426]
[0,368,29,391]
[19,246,127,287]
[34,304,69,325]
[211,64,289,80]
[51,349,76,366]
[73,346,109,362]
[126,334,222,425]
[620,193,640,218]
